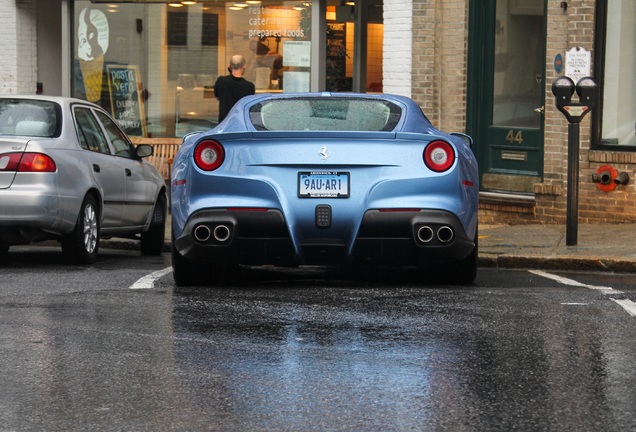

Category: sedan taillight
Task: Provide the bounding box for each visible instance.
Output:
[424,140,455,173]
[194,140,225,171]
[0,153,56,172]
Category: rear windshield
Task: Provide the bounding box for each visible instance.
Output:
[0,99,60,137]
[249,98,402,132]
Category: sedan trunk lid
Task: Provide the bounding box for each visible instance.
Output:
[0,138,29,189]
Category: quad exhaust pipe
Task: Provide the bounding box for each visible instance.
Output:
[193,224,232,243]
[436,226,454,243]
[213,224,231,242]
[416,225,455,244]
[416,226,434,243]
[193,225,211,242]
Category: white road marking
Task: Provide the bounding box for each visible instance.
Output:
[130,267,172,289]
[529,270,614,291]
[611,299,636,317]
[529,269,636,317]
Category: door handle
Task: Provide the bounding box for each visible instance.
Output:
[534,105,545,114]
[93,164,100,173]
[125,168,132,176]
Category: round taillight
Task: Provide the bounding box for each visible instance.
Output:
[424,140,455,172]
[194,140,225,171]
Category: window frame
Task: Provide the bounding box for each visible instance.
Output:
[249,97,402,132]
[73,106,111,155]
[592,0,636,152]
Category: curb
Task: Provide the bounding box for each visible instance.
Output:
[479,254,636,273]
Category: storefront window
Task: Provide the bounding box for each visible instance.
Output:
[72,1,312,138]
[595,0,636,149]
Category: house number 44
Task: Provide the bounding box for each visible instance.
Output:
[506,130,524,144]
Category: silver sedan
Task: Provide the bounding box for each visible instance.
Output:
[0,95,167,263]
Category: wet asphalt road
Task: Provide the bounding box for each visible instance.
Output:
[1,246,636,431]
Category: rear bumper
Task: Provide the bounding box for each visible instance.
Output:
[173,208,295,265]
[0,191,60,227]
[0,191,62,245]
[352,209,475,264]
[173,208,475,267]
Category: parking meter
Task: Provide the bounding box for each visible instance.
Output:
[552,76,575,106]
[551,75,598,246]
[576,77,598,107]
[552,76,596,124]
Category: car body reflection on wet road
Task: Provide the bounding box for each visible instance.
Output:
[0,251,635,431]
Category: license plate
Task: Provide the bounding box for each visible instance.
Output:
[298,171,349,198]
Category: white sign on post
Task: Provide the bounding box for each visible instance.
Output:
[565,47,591,84]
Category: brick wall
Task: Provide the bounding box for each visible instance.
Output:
[383,0,412,97]
[539,0,636,223]
[0,0,37,94]
[410,0,468,132]
[0,0,19,93]
[387,0,636,224]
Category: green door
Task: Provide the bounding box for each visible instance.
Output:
[468,0,546,193]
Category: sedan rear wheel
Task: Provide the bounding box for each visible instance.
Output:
[62,195,99,264]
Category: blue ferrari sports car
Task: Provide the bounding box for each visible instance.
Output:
[171,93,478,286]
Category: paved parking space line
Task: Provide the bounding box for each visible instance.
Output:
[530,270,636,318]
[130,267,172,289]
[529,270,614,291]
[611,299,636,317]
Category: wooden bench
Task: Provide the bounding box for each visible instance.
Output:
[130,137,182,181]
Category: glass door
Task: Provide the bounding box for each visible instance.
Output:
[469,0,547,193]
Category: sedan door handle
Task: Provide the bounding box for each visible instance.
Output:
[125,168,132,176]
[93,164,100,173]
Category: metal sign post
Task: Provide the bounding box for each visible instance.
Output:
[551,76,598,246]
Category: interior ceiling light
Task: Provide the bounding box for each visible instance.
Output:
[245,0,262,3]
[234,2,249,7]
[228,6,243,10]
[181,1,197,4]
[346,1,355,5]
[168,2,184,7]
[293,6,303,10]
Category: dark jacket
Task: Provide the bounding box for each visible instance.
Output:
[214,74,256,122]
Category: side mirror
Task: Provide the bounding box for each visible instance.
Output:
[136,143,154,158]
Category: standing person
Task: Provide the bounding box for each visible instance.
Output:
[214,55,256,123]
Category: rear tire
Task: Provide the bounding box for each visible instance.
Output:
[141,195,166,255]
[172,241,203,286]
[62,195,99,264]
[416,228,478,285]
[448,229,478,285]
[171,234,235,287]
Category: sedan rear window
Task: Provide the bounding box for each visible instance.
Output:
[250,98,402,132]
[0,99,60,137]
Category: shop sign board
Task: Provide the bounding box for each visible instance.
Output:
[106,65,147,137]
[284,41,311,67]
